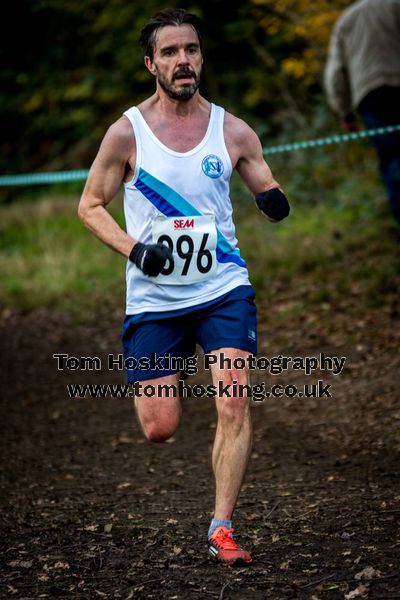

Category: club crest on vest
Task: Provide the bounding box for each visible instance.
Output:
[202,154,224,179]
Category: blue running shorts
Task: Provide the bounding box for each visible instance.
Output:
[122,285,257,383]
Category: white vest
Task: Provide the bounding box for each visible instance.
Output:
[122,103,250,314]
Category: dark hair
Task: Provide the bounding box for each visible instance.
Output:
[139,8,203,61]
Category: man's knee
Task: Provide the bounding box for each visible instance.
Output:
[217,394,250,430]
[135,396,181,443]
[211,358,252,429]
[142,422,177,443]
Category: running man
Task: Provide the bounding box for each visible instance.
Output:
[78,8,289,566]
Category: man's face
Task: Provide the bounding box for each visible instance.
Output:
[145,24,203,102]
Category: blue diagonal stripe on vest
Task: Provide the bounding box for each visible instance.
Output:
[135,168,246,268]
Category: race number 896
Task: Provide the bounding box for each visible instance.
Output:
[157,233,212,276]
[151,215,218,285]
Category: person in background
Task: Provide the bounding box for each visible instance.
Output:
[324,0,400,224]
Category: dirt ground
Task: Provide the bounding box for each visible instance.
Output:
[1,301,399,599]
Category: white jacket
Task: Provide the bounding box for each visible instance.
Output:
[324,0,400,117]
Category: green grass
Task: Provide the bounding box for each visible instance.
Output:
[232,142,400,321]
[0,193,127,316]
[1,145,399,320]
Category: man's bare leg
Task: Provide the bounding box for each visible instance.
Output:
[209,348,253,520]
[134,373,182,443]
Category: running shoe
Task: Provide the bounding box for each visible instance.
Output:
[208,527,252,565]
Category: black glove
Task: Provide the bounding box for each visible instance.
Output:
[129,242,172,277]
[255,188,290,221]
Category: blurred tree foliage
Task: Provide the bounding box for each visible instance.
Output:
[1,0,352,181]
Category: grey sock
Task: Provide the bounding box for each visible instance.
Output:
[208,518,233,540]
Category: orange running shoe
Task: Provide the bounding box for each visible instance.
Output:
[208,527,252,566]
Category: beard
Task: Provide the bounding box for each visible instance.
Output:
[156,66,201,101]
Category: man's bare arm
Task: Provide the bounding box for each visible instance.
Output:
[78,117,136,258]
[226,116,289,223]
[78,117,172,277]
[235,123,279,194]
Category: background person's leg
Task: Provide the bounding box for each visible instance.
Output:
[358,86,400,224]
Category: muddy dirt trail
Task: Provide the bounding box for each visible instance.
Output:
[0,305,399,599]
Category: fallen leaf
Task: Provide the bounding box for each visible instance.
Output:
[247,513,261,521]
[119,434,134,444]
[344,583,368,599]
[354,566,381,580]
[52,562,70,570]
[6,586,18,595]
[18,561,33,569]
[84,524,98,532]
[117,482,132,490]
[7,561,20,568]
[104,524,113,533]
[7,560,33,569]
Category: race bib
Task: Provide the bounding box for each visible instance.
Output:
[151,215,217,285]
